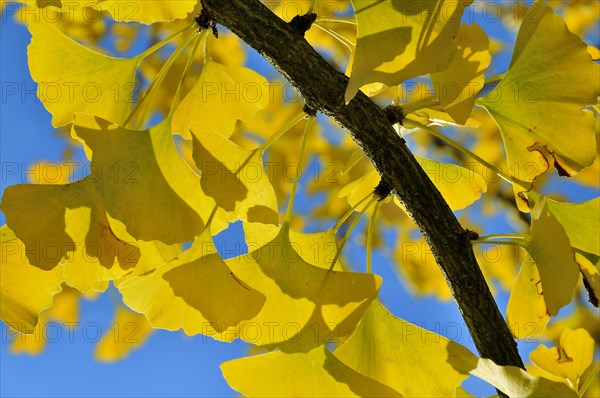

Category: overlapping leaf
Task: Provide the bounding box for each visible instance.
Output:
[118,228,266,341]
[476,1,599,210]
[225,223,381,350]
[0,226,64,334]
[73,113,227,244]
[430,23,491,124]
[507,257,551,338]
[191,126,279,224]
[530,328,595,392]
[524,198,580,316]
[172,59,270,138]
[221,345,401,397]
[28,20,140,127]
[346,0,473,102]
[334,300,470,396]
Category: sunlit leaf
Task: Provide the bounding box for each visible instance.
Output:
[243,222,343,271]
[525,198,580,316]
[94,0,198,24]
[73,114,228,244]
[507,257,550,338]
[447,343,578,397]
[430,23,491,124]
[0,226,63,334]
[334,300,470,396]
[221,345,401,397]
[118,228,266,341]
[225,223,381,350]
[172,59,270,138]
[530,328,594,392]
[28,20,140,127]
[476,1,599,210]
[191,126,279,224]
[346,0,472,102]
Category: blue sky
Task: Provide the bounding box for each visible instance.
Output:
[1,1,598,397]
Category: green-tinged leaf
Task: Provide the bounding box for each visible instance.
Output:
[224,223,381,350]
[191,126,279,224]
[72,114,228,244]
[0,226,64,334]
[118,228,266,341]
[172,59,270,138]
[221,345,402,397]
[430,23,491,124]
[526,198,579,315]
[476,1,599,210]
[346,0,472,102]
[530,193,600,267]
[28,20,140,127]
[506,257,550,338]
[334,300,470,397]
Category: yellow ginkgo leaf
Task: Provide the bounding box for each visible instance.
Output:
[346,0,472,102]
[506,256,550,338]
[225,223,381,350]
[172,59,270,138]
[73,114,228,244]
[525,198,580,316]
[531,193,600,268]
[447,344,578,397]
[95,307,153,362]
[334,300,470,397]
[118,228,266,341]
[0,226,64,334]
[395,236,453,301]
[2,181,133,291]
[191,126,279,224]
[530,328,594,392]
[28,20,140,127]
[476,1,599,210]
[430,23,491,125]
[221,345,402,397]
[243,222,343,271]
[94,0,198,24]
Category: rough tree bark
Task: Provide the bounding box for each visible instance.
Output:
[200,0,525,388]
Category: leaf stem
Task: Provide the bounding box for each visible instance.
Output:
[366,201,382,274]
[284,116,316,223]
[401,95,440,115]
[136,24,195,63]
[316,18,356,25]
[471,233,528,247]
[259,111,307,150]
[312,23,354,51]
[405,118,521,186]
[167,32,204,119]
[129,29,198,129]
[329,196,377,271]
[333,191,373,233]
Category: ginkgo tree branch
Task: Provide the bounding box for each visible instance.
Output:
[200,0,525,377]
